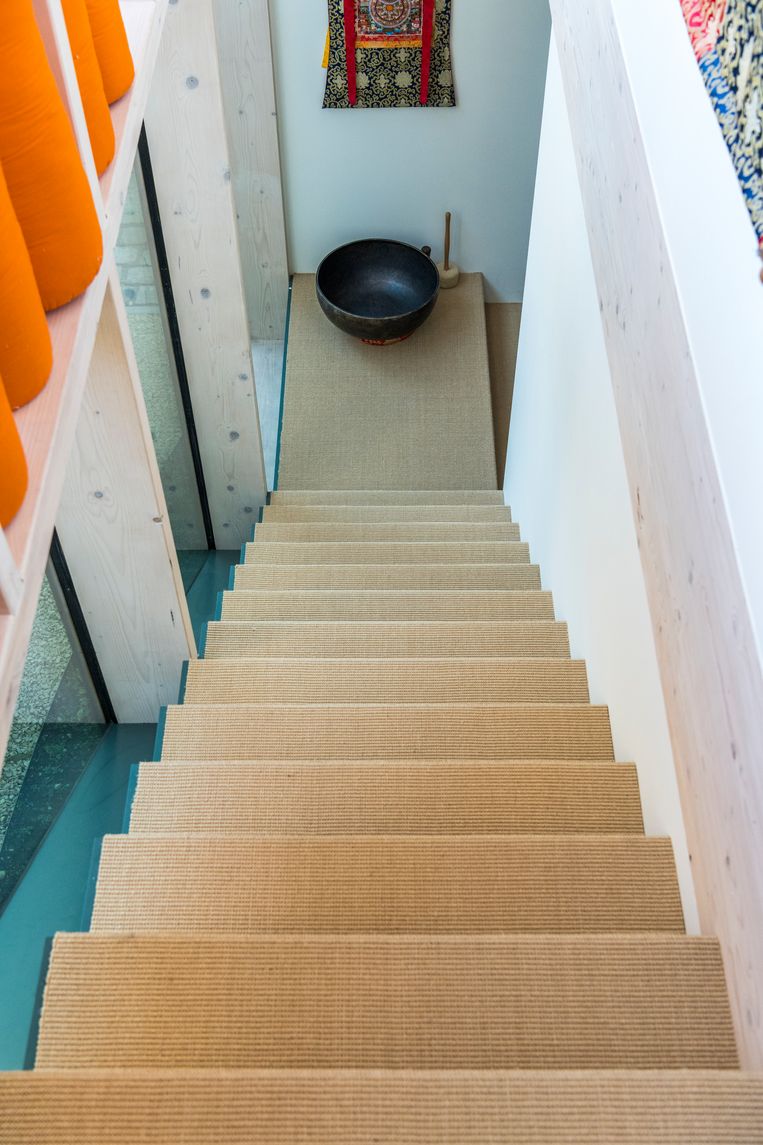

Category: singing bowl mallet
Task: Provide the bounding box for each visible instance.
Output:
[437,211,460,289]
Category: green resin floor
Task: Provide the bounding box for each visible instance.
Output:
[0,724,155,1069]
[181,550,240,648]
[0,550,237,1070]
[0,577,103,858]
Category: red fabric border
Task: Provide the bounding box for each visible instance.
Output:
[343,0,357,105]
[420,0,435,105]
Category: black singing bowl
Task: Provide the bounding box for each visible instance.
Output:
[316,239,440,344]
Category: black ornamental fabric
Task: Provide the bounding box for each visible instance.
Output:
[323,0,456,109]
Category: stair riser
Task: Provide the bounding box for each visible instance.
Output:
[269,491,506,504]
[254,524,521,542]
[3,1073,762,1145]
[244,543,531,565]
[219,591,555,623]
[128,761,644,835]
[159,705,615,762]
[262,506,513,522]
[91,836,684,935]
[234,564,543,590]
[203,622,571,660]
[183,659,588,705]
[37,935,738,1071]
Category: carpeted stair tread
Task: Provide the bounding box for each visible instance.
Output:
[203,620,571,659]
[219,590,554,622]
[3,1070,763,1144]
[23,480,748,1140]
[127,760,644,835]
[270,490,506,504]
[263,504,513,522]
[253,522,522,542]
[233,562,543,590]
[159,703,614,761]
[244,540,531,564]
[182,658,588,704]
[36,934,738,1070]
[90,835,683,934]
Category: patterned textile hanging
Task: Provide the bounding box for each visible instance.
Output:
[324,0,455,109]
[680,0,763,246]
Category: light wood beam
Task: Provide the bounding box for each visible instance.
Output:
[0,531,22,616]
[144,0,267,545]
[214,0,289,343]
[57,268,195,722]
[551,0,763,1066]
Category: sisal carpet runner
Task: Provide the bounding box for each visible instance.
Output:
[5,489,761,1140]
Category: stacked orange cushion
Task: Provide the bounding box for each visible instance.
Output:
[0,0,103,311]
[62,0,115,174]
[85,0,135,104]
[0,373,28,528]
[0,160,52,409]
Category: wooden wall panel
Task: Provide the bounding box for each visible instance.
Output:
[58,272,195,721]
[214,0,289,342]
[0,531,22,616]
[145,0,267,544]
[551,0,763,1066]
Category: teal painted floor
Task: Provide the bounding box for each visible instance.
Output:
[0,725,154,1069]
[0,575,104,892]
[0,549,239,1070]
[182,550,241,648]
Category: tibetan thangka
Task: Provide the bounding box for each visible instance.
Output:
[323,0,456,109]
[680,0,763,245]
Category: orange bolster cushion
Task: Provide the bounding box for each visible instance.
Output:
[85,0,135,104]
[0,0,103,312]
[62,0,115,175]
[0,371,29,528]
[0,160,52,409]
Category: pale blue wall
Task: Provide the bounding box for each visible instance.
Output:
[269,0,551,302]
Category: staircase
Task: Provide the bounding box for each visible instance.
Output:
[4,490,762,1141]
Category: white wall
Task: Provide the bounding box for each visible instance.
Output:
[506,39,699,930]
[268,0,551,302]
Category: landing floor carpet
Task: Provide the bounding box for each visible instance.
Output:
[277,274,498,490]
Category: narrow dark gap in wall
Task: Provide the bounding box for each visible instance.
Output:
[138,125,216,551]
[49,531,116,725]
[271,277,294,492]
[485,302,522,486]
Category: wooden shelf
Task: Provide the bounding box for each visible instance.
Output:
[102,1,162,243]
[0,0,167,756]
